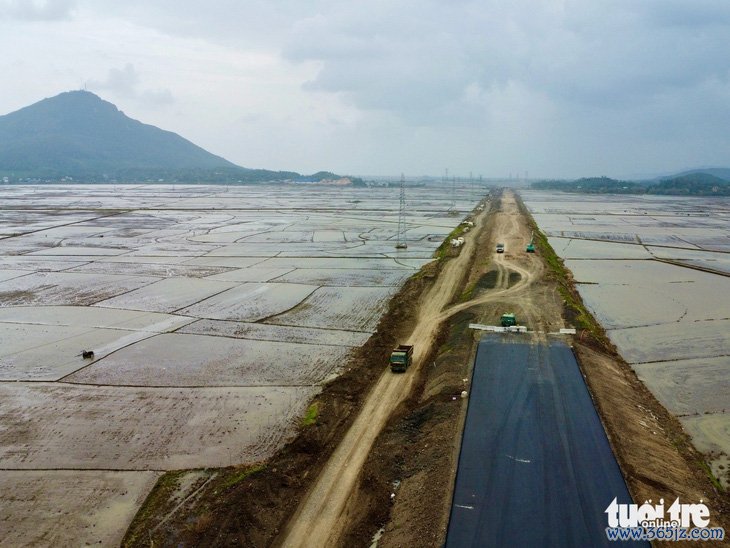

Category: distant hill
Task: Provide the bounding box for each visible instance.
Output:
[532,173,730,197]
[649,173,730,196]
[0,91,332,183]
[663,167,730,181]
[531,177,645,194]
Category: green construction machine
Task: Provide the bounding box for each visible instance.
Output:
[526,231,535,253]
[500,313,517,327]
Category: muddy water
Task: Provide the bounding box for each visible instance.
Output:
[522,190,730,488]
[0,183,481,542]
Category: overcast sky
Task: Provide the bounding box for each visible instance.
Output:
[1,0,728,178]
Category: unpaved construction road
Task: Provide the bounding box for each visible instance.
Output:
[281,188,730,548]
[280,190,546,547]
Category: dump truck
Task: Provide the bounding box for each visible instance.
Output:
[390,344,414,373]
[500,313,517,327]
[496,243,505,253]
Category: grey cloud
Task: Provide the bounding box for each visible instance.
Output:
[88,64,174,107]
[69,1,730,122]
[0,0,75,20]
[283,2,506,124]
[138,89,174,107]
[82,0,327,48]
[629,0,730,28]
[281,1,730,122]
[88,63,139,97]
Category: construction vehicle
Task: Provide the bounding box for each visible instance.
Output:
[500,313,517,327]
[526,232,535,253]
[390,344,414,373]
[496,243,505,253]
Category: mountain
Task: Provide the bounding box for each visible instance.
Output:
[663,167,730,181]
[0,91,304,182]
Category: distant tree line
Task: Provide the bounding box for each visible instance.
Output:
[532,173,730,196]
[0,167,364,185]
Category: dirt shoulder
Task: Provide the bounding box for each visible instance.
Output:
[340,189,729,547]
[574,342,730,534]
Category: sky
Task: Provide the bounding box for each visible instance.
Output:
[0,0,729,179]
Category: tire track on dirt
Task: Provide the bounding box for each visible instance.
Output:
[279,191,536,548]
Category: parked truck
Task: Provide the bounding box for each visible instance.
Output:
[390,344,414,373]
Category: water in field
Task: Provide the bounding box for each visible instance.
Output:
[0,182,480,543]
[523,191,730,487]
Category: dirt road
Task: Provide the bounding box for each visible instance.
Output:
[280,190,544,547]
[434,195,540,324]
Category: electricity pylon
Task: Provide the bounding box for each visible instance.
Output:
[395,173,407,249]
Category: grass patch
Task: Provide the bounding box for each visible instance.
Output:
[698,460,724,492]
[122,470,190,547]
[535,228,601,334]
[220,463,266,490]
[301,401,320,427]
[459,281,477,302]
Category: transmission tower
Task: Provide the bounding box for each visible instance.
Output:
[450,176,457,213]
[395,173,408,249]
[444,168,450,210]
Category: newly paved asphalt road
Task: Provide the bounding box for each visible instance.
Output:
[446,336,647,547]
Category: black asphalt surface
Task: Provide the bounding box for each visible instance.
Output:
[445,336,648,547]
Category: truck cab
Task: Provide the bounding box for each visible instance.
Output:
[500,313,517,327]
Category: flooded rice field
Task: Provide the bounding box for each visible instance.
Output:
[522,191,730,487]
[0,183,476,544]
[0,470,160,547]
